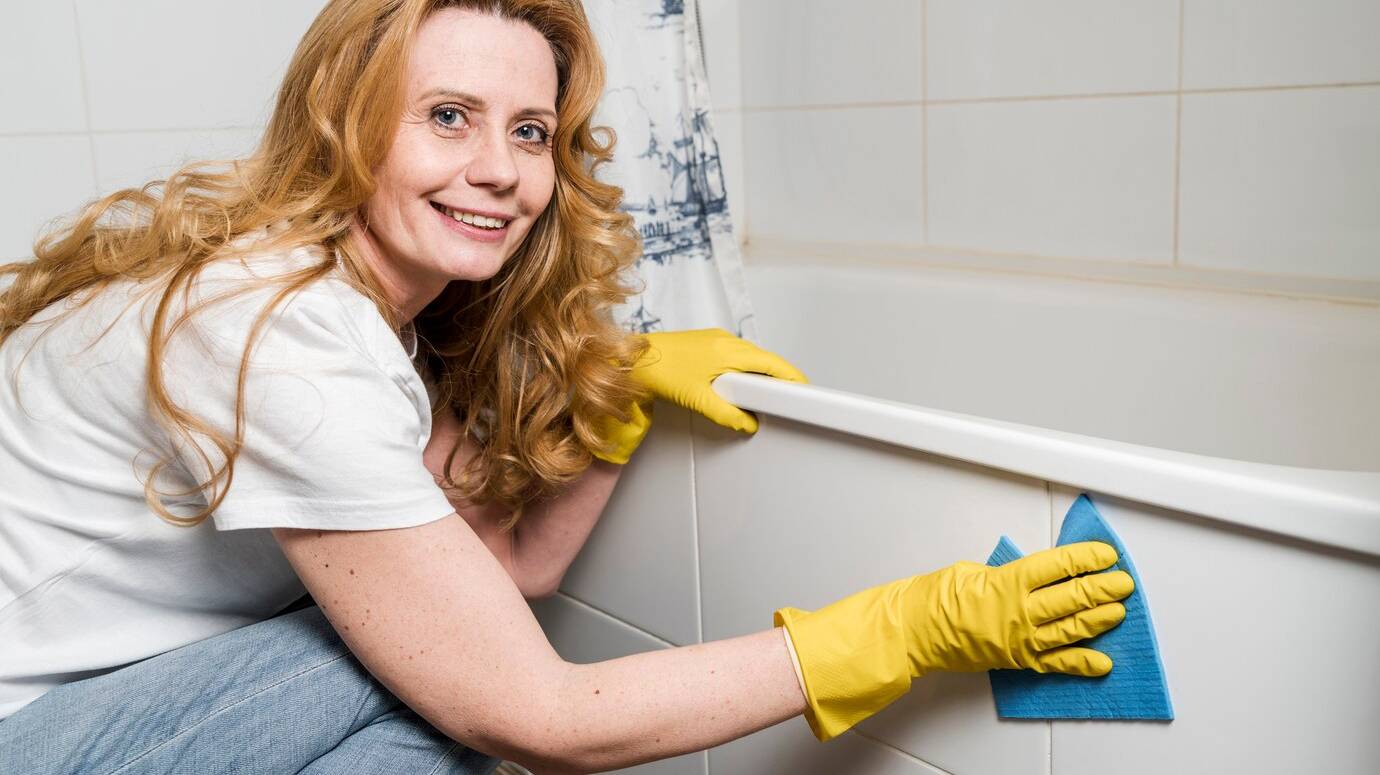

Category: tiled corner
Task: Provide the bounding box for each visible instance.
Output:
[698,0,743,110]
[709,719,947,774]
[530,594,707,775]
[743,105,925,245]
[0,136,97,261]
[74,0,325,131]
[1047,486,1380,773]
[92,129,264,197]
[1183,0,1380,90]
[692,412,1050,774]
[740,0,922,109]
[0,3,88,134]
[927,95,1176,263]
[558,403,701,647]
[1178,85,1380,281]
[927,0,1179,101]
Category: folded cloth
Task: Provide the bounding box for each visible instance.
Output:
[986,493,1174,720]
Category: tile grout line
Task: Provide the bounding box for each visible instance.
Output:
[920,0,929,246]
[849,729,955,774]
[738,79,1380,113]
[69,0,100,197]
[1172,0,1186,268]
[553,590,677,649]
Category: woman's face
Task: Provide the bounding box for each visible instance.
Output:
[359,7,559,320]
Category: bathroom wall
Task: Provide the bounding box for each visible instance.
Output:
[697,0,1380,287]
[0,1,328,263]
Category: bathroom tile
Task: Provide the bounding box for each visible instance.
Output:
[0,3,87,133]
[692,413,1049,774]
[1183,0,1380,90]
[75,0,326,131]
[927,0,1179,100]
[1047,486,1380,773]
[709,719,947,774]
[927,95,1176,262]
[741,0,923,108]
[742,105,925,245]
[698,0,742,110]
[92,129,264,198]
[0,136,97,261]
[558,403,700,646]
[711,109,748,242]
[1179,86,1380,281]
[530,594,707,775]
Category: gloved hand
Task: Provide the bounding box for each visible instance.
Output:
[775,541,1135,741]
[590,328,808,464]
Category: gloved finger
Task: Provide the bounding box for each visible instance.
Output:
[1027,570,1134,624]
[697,397,760,434]
[724,339,809,384]
[1014,541,1119,590]
[1032,646,1113,677]
[1032,602,1126,651]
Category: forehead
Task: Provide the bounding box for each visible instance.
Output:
[408,7,558,112]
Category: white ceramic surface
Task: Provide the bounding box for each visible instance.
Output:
[1178,86,1380,282]
[92,129,264,197]
[743,105,926,245]
[558,404,702,646]
[927,95,1177,262]
[0,136,97,261]
[740,0,923,109]
[1182,0,1380,89]
[927,0,1178,100]
[0,3,88,134]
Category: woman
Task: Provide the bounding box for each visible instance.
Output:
[0,1,1134,772]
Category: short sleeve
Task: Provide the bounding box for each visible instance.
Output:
[160,273,456,532]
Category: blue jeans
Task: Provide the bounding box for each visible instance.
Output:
[0,602,501,774]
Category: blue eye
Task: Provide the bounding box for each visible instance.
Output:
[516,123,550,145]
[432,106,465,130]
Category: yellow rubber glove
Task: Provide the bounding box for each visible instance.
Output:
[775,541,1135,742]
[591,328,808,464]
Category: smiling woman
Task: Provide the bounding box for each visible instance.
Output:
[0,1,1131,773]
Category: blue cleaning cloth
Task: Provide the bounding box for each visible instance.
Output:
[986,493,1174,720]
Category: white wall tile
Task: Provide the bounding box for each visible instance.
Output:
[92,129,263,197]
[1047,486,1380,774]
[741,0,922,108]
[692,413,1050,774]
[711,109,747,243]
[0,136,96,260]
[927,96,1176,262]
[927,0,1179,100]
[559,404,701,646]
[710,719,946,774]
[530,594,707,775]
[1183,0,1380,90]
[743,105,925,245]
[1179,86,1380,281]
[698,0,742,110]
[75,0,326,131]
[0,3,88,134]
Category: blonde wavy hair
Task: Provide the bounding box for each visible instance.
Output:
[0,0,650,530]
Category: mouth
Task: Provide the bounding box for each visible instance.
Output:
[429,201,512,230]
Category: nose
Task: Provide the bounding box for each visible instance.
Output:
[464,125,520,192]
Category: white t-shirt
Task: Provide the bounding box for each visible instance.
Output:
[0,230,457,721]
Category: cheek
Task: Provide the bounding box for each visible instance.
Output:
[523,159,557,216]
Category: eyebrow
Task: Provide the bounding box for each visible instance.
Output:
[418,87,557,124]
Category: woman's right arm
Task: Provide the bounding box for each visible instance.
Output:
[272,513,807,774]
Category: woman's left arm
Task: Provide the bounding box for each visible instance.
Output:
[423,405,622,599]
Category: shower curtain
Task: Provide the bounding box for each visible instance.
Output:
[582,0,758,341]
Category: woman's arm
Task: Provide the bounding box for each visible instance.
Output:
[423,405,622,599]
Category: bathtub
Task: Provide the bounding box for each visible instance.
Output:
[531,247,1380,775]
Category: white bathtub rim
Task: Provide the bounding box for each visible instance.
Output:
[711,373,1380,559]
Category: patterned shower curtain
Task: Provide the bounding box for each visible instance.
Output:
[582,0,758,341]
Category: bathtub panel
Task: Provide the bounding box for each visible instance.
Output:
[692,413,1050,774]
[530,593,707,775]
[1048,486,1380,774]
[708,721,946,775]
[559,403,701,646]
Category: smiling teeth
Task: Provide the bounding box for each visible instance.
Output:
[447,208,507,229]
